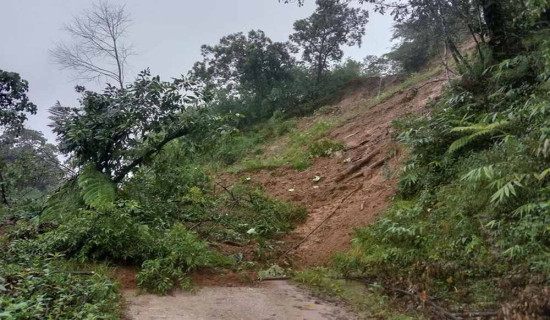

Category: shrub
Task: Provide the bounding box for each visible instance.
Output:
[0,260,121,319]
[308,139,345,158]
[136,224,228,294]
[334,36,550,313]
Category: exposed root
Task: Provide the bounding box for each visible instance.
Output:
[334,149,380,183]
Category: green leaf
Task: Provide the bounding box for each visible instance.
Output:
[43,180,82,219]
[77,165,116,209]
[448,121,509,153]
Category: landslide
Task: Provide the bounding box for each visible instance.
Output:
[233,68,448,267]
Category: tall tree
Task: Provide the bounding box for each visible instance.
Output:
[51,1,133,88]
[0,70,37,134]
[49,70,225,183]
[0,129,63,207]
[192,30,295,99]
[289,0,369,83]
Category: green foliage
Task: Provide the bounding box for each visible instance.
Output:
[234,118,341,171]
[335,32,550,314]
[136,224,230,294]
[307,139,345,158]
[49,69,228,183]
[448,121,510,153]
[192,30,294,104]
[0,70,37,133]
[207,112,297,166]
[7,130,307,297]
[209,184,307,241]
[0,260,120,319]
[290,0,368,82]
[77,165,116,210]
[42,180,83,220]
[0,129,63,214]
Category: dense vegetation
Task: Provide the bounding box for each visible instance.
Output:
[3,0,550,318]
[311,1,550,318]
[0,0,374,318]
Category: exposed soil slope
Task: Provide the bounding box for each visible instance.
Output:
[244,72,447,266]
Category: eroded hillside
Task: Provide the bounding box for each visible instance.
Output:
[232,69,447,266]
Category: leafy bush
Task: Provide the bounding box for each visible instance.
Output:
[334,33,550,313]
[0,260,120,319]
[208,112,297,166]
[136,224,230,294]
[308,139,345,158]
[212,185,307,239]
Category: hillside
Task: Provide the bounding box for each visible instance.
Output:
[123,67,448,319]
[3,1,550,319]
[237,71,446,266]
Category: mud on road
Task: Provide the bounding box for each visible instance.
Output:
[124,280,356,320]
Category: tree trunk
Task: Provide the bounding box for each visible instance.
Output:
[467,23,485,65]
[0,170,10,207]
[480,0,508,57]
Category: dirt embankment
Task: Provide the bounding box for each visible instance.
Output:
[243,72,447,267]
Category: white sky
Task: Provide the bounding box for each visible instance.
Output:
[2,0,394,143]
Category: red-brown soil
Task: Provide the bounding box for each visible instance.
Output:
[238,72,447,267]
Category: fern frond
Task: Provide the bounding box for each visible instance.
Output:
[448,121,509,153]
[512,202,550,217]
[77,165,116,209]
[449,135,477,153]
[462,165,495,182]
[43,180,82,220]
[490,179,522,204]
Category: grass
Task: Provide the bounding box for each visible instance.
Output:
[346,67,443,120]
[231,117,344,172]
[293,268,426,320]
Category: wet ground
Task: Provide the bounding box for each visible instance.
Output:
[124,280,356,320]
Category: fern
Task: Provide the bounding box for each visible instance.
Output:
[488,175,528,204]
[77,165,116,209]
[43,180,82,220]
[513,202,550,217]
[462,165,496,182]
[448,121,509,153]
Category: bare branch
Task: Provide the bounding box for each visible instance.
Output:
[51,1,133,88]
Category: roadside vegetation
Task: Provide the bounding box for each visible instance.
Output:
[291,1,550,319]
[3,0,550,319]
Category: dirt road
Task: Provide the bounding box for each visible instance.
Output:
[124,280,355,320]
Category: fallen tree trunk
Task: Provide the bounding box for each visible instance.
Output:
[335,149,380,183]
[348,155,390,181]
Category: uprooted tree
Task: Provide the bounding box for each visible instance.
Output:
[49,69,229,184]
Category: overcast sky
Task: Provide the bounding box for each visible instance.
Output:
[2,0,394,143]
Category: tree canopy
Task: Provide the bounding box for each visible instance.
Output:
[192,30,295,99]
[0,129,63,207]
[49,70,224,183]
[0,70,37,134]
[289,0,369,82]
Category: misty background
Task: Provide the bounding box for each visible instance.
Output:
[2,0,393,142]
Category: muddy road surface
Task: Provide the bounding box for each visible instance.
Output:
[124,280,356,320]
